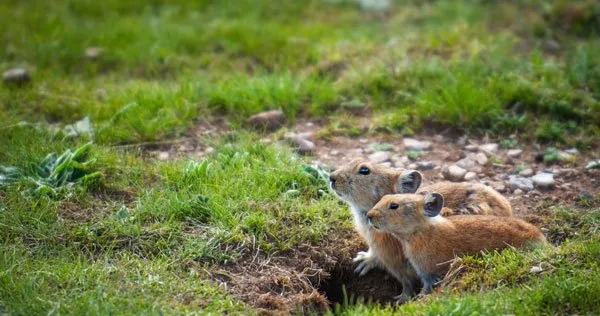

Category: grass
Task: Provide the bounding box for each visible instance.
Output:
[1,0,600,314]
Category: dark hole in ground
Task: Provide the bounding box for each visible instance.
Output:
[317,262,402,309]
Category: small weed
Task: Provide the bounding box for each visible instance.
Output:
[499,139,518,149]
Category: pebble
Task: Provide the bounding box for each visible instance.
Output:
[532,172,554,189]
[464,172,477,181]
[284,134,315,155]
[513,188,523,195]
[509,176,534,192]
[480,143,498,153]
[529,266,543,274]
[416,161,435,170]
[2,68,30,85]
[565,148,578,155]
[507,149,523,158]
[330,150,340,156]
[158,152,170,160]
[474,152,488,165]
[407,163,418,170]
[490,182,507,193]
[519,168,534,177]
[443,165,467,182]
[380,162,392,168]
[244,110,285,131]
[368,151,392,164]
[205,147,215,154]
[85,47,103,60]
[403,138,432,151]
[456,157,476,171]
[465,144,478,152]
[359,138,369,144]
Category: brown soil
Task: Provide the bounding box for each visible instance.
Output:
[148,118,599,314]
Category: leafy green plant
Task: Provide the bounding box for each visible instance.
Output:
[0,143,102,198]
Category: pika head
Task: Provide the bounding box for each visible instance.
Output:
[367,193,444,236]
[329,158,423,212]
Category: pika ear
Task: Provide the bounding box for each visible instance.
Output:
[424,193,444,217]
[396,170,422,193]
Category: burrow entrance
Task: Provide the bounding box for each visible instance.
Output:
[317,262,402,308]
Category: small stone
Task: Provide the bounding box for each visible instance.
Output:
[400,156,411,164]
[3,68,30,85]
[205,147,215,154]
[380,162,392,168]
[330,150,340,156]
[507,149,523,158]
[529,265,543,274]
[509,176,534,192]
[480,143,498,153]
[244,110,285,131]
[407,163,418,170]
[85,47,104,60]
[586,160,600,170]
[284,134,315,155]
[416,161,435,170]
[464,172,477,181]
[158,152,170,160]
[474,152,488,165]
[443,165,467,182]
[359,138,369,144]
[519,168,534,177]
[532,173,554,189]
[368,151,392,164]
[296,132,313,140]
[565,148,578,155]
[491,182,507,193]
[403,138,432,151]
[465,144,478,152]
[456,157,476,171]
[513,188,523,195]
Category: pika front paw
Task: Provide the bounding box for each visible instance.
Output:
[353,250,380,276]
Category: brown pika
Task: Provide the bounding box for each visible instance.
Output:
[329,158,513,300]
[367,193,547,295]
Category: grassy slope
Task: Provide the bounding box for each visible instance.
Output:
[1,0,599,314]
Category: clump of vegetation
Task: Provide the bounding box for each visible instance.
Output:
[0,143,102,198]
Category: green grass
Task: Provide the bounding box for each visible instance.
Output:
[1,0,600,314]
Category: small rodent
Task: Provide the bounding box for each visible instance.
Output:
[328,158,513,301]
[366,193,547,295]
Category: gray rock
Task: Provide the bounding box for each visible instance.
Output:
[532,172,554,189]
[474,152,488,165]
[85,47,104,60]
[464,172,477,181]
[513,188,523,195]
[330,150,340,156]
[3,68,30,85]
[519,168,534,177]
[158,152,170,160]
[443,165,467,182]
[456,157,476,171]
[400,156,411,164]
[490,181,507,193]
[407,163,418,170]
[465,144,478,152]
[284,134,315,155]
[509,176,534,192]
[244,110,285,131]
[480,143,498,153]
[507,149,523,158]
[369,151,392,164]
[565,148,578,155]
[403,138,432,151]
[529,265,543,274]
[416,161,435,170]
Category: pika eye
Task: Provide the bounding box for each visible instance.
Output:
[389,203,399,210]
[359,167,370,175]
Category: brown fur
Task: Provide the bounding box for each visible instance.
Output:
[329,158,513,299]
[417,182,513,217]
[367,194,546,294]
